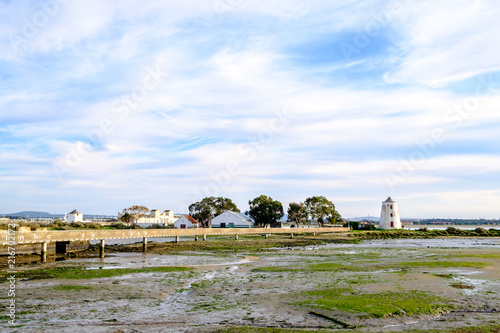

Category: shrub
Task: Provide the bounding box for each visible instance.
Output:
[475,227,487,235]
[70,222,85,228]
[109,222,129,229]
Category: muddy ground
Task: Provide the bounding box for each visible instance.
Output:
[2,235,499,332]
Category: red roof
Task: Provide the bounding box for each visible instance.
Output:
[184,215,199,224]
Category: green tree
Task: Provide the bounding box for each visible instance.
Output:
[247,195,284,227]
[287,202,306,226]
[119,212,133,223]
[304,196,340,227]
[328,210,342,225]
[214,197,240,215]
[122,205,149,223]
[189,197,240,228]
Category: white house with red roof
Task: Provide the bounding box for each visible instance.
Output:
[174,215,199,229]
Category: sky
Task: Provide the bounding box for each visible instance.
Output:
[1,0,500,219]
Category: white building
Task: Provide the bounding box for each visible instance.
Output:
[174,215,199,229]
[67,209,83,223]
[379,197,402,229]
[212,211,254,228]
[136,209,177,227]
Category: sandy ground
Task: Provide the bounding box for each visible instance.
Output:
[2,238,500,332]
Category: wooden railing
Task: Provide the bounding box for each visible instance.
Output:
[1,227,349,245]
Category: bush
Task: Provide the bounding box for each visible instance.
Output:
[475,227,487,235]
[26,222,41,231]
[70,222,85,228]
[109,222,130,229]
[146,224,170,229]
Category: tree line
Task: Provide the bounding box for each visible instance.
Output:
[119,195,342,228]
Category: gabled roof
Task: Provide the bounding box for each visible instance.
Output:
[183,215,199,224]
[69,209,81,214]
[225,211,254,222]
[383,197,395,203]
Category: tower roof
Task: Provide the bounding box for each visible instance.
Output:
[383,197,395,203]
[69,209,81,214]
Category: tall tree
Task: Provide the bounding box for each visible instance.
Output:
[247,195,284,227]
[122,205,149,223]
[304,196,340,227]
[328,210,342,225]
[215,197,240,215]
[287,202,306,226]
[119,212,133,223]
[189,197,240,228]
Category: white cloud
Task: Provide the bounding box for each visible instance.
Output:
[386,0,500,87]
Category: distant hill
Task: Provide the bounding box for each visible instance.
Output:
[2,211,62,218]
[1,211,115,219]
[351,216,380,221]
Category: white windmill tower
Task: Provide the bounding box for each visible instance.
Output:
[379,197,402,229]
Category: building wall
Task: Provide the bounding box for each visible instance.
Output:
[212,212,254,228]
[379,202,402,229]
[67,213,83,223]
[174,216,198,229]
[136,210,175,226]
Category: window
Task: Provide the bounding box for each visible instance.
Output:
[390,205,393,209]
[390,213,393,217]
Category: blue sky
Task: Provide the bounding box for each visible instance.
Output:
[1,0,500,218]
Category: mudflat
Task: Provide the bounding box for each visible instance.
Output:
[2,234,499,332]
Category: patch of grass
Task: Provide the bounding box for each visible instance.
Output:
[53,285,92,291]
[8,266,191,280]
[399,261,490,268]
[453,254,500,260]
[298,288,453,318]
[253,261,392,273]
